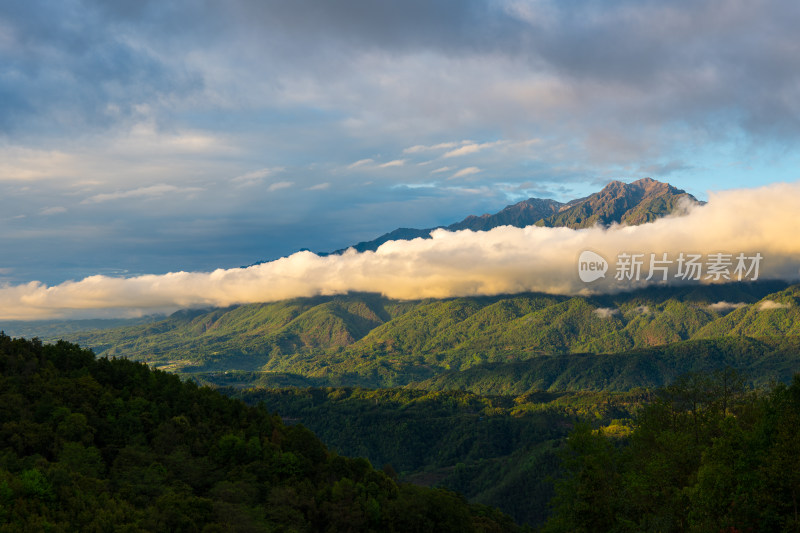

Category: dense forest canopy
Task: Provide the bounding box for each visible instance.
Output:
[543,370,800,532]
[36,282,800,390]
[2,280,800,530]
[0,334,520,532]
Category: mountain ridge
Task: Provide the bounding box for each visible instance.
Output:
[536,177,696,228]
[324,177,697,255]
[54,281,797,387]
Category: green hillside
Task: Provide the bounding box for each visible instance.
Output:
[0,334,519,531]
[46,281,798,387]
[230,387,647,528]
[543,373,800,532]
[693,284,800,338]
[413,336,800,395]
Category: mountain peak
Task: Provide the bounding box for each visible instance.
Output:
[303,178,698,257]
[599,177,682,197]
[535,178,696,229]
[446,197,563,232]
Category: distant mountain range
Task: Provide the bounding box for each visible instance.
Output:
[325,177,698,254]
[15,176,798,396]
[55,281,799,390]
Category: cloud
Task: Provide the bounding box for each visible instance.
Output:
[232,167,283,186]
[5,0,800,166]
[708,301,748,313]
[267,181,294,192]
[444,144,480,158]
[40,206,67,216]
[377,159,406,168]
[393,182,436,190]
[348,158,374,169]
[345,158,406,170]
[594,307,619,319]
[403,142,461,154]
[0,148,78,181]
[307,182,330,190]
[82,184,202,204]
[443,141,503,158]
[2,181,800,319]
[451,167,481,179]
[431,166,453,174]
[758,300,791,311]
[14,0,800,297]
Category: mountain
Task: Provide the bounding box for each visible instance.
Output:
[329,197,563,254]
[229,386,642,528]
[0,334,520,531]
[0,315,161,339]
[414,336,800,395]
[55,281,797,388]
[541,374,800,531]
[535,177,696,229]
[327,178,695,254]
[692,284,800,338]
[446,197,563,231]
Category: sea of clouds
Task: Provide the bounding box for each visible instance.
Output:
[2,181,799,319]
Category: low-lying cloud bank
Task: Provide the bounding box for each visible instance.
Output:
[2,181,800,320]
[758,300,792,311]
[593,308,620,319]
[708,301,749,313]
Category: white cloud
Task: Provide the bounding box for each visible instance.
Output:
[451,167,481,179]
[0,148,77,181]
[594,307,619,319]
[431,166,453,174]
[231,167,283,186]
[403,142,461,154]
[307,182,330,190]
[758,300,791,310]
[708,301,748,313]
[40,206,67,216]
[82,184,203,204]
[348,158,374,169]
[118,122,228,156]
[443,144,482,158]
[443,141,505,158]
[267,181,294,192]
[377,159,406,168]
[1,181,800,319]
[345,157,409,171]
[393,182,437,190]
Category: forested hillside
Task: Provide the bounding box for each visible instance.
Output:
[0,334,519,532]
[543,371,800,532]
[49,281,799,388]
[230,386,647,527]
[5,279,799,529]
[414,336,800,395]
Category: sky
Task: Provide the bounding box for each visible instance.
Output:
[1,0,800,317]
